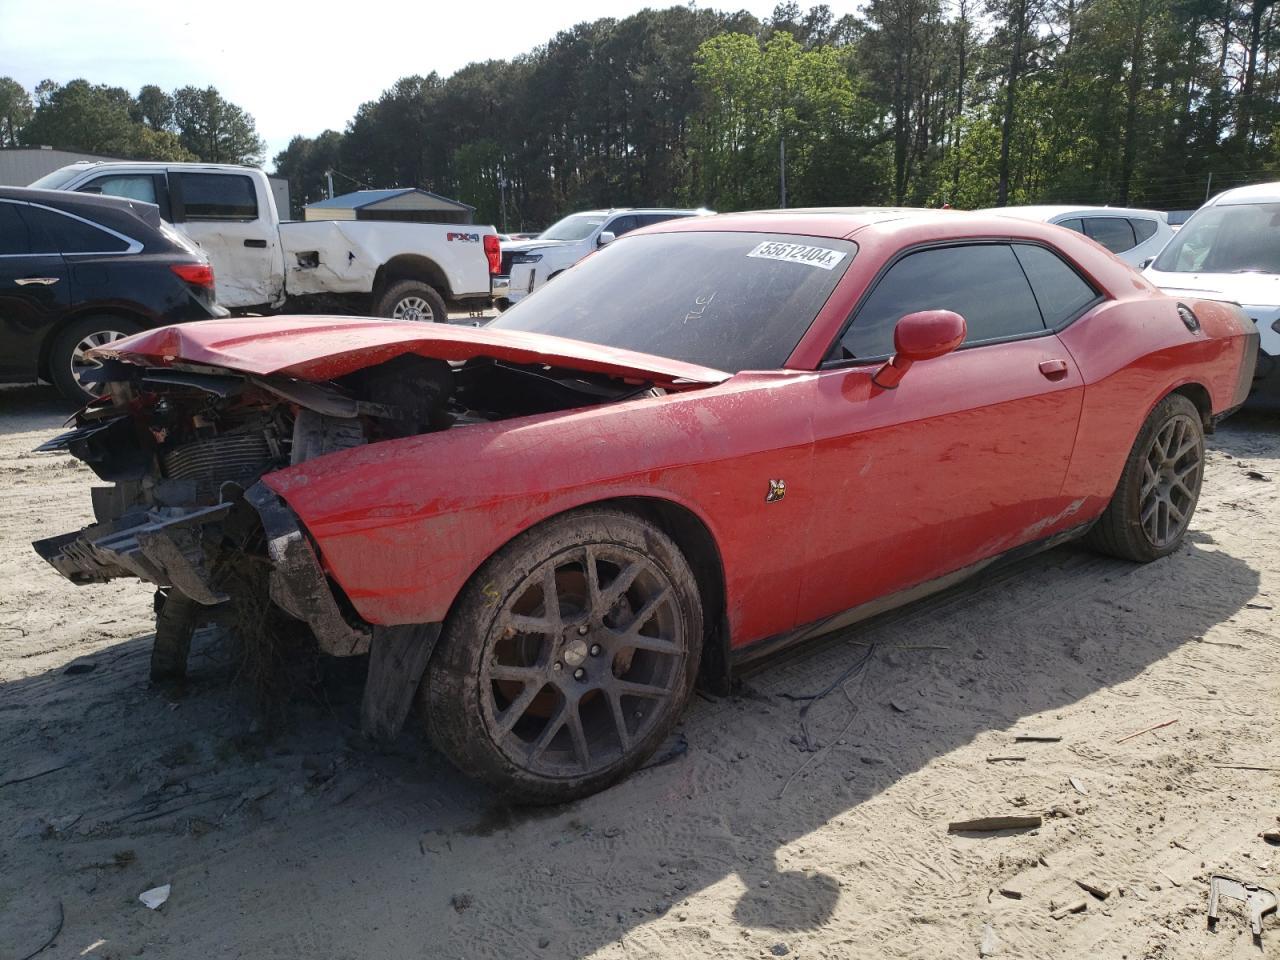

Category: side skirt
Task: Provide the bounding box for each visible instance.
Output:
[730,522,1094,672]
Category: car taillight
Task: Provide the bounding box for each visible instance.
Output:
[171,263,215,289]
[483,234,501,275]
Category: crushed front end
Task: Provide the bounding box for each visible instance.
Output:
[31,358,394,681]
[32,324,684,736]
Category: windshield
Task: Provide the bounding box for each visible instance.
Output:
[29,167,83,190]
[490,231,856,373]
[539,214,607,242]
[1153,201,1280,273]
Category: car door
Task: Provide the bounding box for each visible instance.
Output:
[795,241,1091,627]
[0,201,69,382]
[170,171,279,309]
[602,214,639,242]
[1083,217,1139,262]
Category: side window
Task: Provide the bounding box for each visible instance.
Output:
[1131,218,1158,243]
[835,244,1045,361]
[607,215,640,237]
[19,205,130,254]
[83,175,156,204]
[0,203,32,255]
[176,173,258,221]
[1057,218,1085,234]
[1084,217,1136,253]
[1011,244,1099,328]
[638,213,680,228]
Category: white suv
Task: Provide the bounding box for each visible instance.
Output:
[980,205,1174,267]
[1145,182,1280,409]
[496,208,710,305]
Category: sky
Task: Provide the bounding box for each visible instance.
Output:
[1,0,787,163]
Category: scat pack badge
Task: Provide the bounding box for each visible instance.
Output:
[766,479,786,503]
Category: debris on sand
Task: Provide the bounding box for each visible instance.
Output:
[1116,718,1177,744]
[948,815,1042,834]
[1051,900,1088,920]
[1075,879,1112,900]
[979,923,1000,956]
[138,884,170,910]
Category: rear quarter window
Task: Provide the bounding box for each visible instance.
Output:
[1012,244,1099,327]
[177,173,258,221]
[1131,218,1158,243]
[19,205,131,254]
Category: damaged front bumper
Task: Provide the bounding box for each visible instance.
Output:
[33,502,234,605]
[33,482,370,658]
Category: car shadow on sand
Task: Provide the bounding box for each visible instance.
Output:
[0,419,1268,958]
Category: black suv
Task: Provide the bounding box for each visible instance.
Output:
[0,187,221,401]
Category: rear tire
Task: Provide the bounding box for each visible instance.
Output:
[375,280,447,323]
[1087,393,1205,562]
[423,508,703,804]
[49,315,143,402]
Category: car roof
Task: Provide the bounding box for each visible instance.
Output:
[49,160,258,174]
[1212,181,1280,205]
[648,207,1068,240]
[642,208,1186,287]
[0,185,159,219]
[978,204,1167,220]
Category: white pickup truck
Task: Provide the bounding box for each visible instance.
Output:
[32,161,501,321]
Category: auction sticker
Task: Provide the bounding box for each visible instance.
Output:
[747,241,846,270]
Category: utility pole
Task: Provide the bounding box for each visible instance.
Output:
[1205,171,1213,203]
[326,170,334,200]
[498,176,510,233]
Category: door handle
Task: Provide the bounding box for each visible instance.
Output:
[15,277,59,286]
[1039,359,1070,381]
[243,238,268,248]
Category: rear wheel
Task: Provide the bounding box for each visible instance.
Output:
[1087,393,1205,562]
[49,315,142,402]
[375,279,447,323]
[424,509,703,803]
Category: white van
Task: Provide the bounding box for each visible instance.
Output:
[1145,182,1280,409]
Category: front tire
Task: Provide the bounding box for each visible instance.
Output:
[424,509,703,804]
[49,315,143,402]
[1087,393,1205,562]
[375,279,447,323]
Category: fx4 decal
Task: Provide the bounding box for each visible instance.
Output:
[447,232,481,243]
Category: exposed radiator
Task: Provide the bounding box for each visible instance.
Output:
[162,434,274,489]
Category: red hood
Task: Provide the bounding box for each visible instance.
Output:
[93,316,730,388]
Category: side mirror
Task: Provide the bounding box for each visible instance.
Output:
[872,310,967,389]
[598,231,616,247]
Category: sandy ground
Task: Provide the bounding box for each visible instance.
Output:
[1,383,1278,960]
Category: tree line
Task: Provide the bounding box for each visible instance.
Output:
[0,78,264,166]
[3,1,1277,227]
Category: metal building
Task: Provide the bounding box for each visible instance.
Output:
[304,188,475,225]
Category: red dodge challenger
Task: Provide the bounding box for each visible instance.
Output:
[34,209,1257,801]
